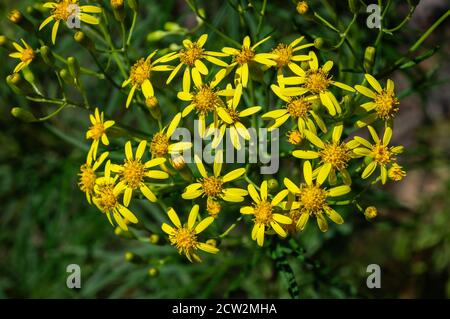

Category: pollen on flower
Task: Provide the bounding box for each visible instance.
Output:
[320,142,351,170]
[170,227,198,253]
[96,183,119,212]
[150,133,169,157]
[180,43,204,66]
[286,97,311,118]
[88,123,105,141]
[388,163,406,181]
[53,0,79,21]
[287,130,303,145]
[235,47,255,65]
[374,90,399,120]
[304,69,331,94]
[122,159,145,189]
[299,184,327,213]
[272,43,293,68]
[253,201,273,225]
[130,58,151,85]
[78,164,96,193]
[371,142,393,165]
[207,197,221,218]
[20,48,35,63]
[193,85,218,113]
[226,108,240,123]
[201,176,223,197]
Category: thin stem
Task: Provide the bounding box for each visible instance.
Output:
[409,9,450,52]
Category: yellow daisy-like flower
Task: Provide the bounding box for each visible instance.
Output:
[182,151,248,202]
[78,151,109,204]
[354,74,399,127]
[271,36,313,84]
[150,112,193,158]
[388,163,406,182]
[122,51,173,108]
[210,83,261,150]
[280,51,355,116]
[161,205,219,262]
[222,35,277,87]
[240,181,292,247]
[160,34,229,92]
[177,70,229,136]
[9,39,35,73]
[93,160,138,231]
[283,161,350,232]
[110,140,169,207]
[39,0,102,45]
[352,126,404,184]
[292,123,360,185]
[86,108,115,160]
[262,84,324,133]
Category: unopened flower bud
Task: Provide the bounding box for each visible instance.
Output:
[40,46,54,66]
[149,234,160,244]
[296,1,309,15]
[146,96,159,109]
[67,56,80,80]
[128,0,138,12]
[7,73,34,95]
[60,69,75,86]
[124,252,134,262]
[74,31,94,51]
[207,198,221,218]
[8,10,22,24]
[170,155,186,170]
[11,107,37,122]
[164,22,182,32]
[147,30,167,42]
[287,130,303,145]
[364,206,378,220]
[267,179,279,192]
[148,268,159,277]
[364,46,376,73]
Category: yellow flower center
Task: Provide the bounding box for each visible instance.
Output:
[88,123,105,141]
[150,133,169,158]
[388,164,406,181]
[286,97,311,118]
[226,108,240,123]
[304,69,331,94]
[130,58,151,86]
[253,200,273,225]
[20,48,35,63]
[122,159,145,189]
[272,43,293,68]
[201,176,223,197]
[170,227,198,253]
[296,1,309,14]
[287,130,303,145]
[180,43,204,67]
[320,142,351,171]
[371,142,393,165]
[374,90,399,120]
[78,164,96,193]
[192,85,218,114]
[96,184,119,212]
[235,47,255,65]
[299,184,328,214]
[53,0,79,21]
[207,198,221,218]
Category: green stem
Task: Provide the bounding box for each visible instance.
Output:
[409,9,450,52]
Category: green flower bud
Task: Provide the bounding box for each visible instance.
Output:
[128,0,138,12]
[147,30,168,42]
[11,107,36,122]
[267,179,279,192]
[124,252,134,262]
[164,22,182,32]
[149,234,159,244]
[40,45,54,66]
[6,73,34,95]
[111,0,125,21]
[8,9,34,32]
[148,268,159,277]
[60,69,75,86]
[364,46,376,73]
[67,56,80,80]
[74,31,95,51]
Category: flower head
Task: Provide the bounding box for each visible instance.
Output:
[86,108,114,160]
[78,151,109,204]
[9,39,35,73]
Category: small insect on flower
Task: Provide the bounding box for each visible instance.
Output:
[9,39,35,73]
[222,35,277,87]
[283,161,350,232]
[161,205,219,262]
[355,74,400,127]
[211,83,261,150]
[86,108,114,160]
[122,51,173,108]
[293,123,360,185]
[39,0,102,45]
[280,51,355,116]
[110,140,169,207]
[240,181,292,247]
[353,126,404,184]
[93,160,138,231]
[160,34,229,92]
[78,151,109,204]
[182,151,248,202]
[263,84,323,133]
[150,113,192,158]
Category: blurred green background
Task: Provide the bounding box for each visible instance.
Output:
[1,0,449,298]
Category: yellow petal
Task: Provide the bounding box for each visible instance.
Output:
[167,207,181,228]
[194,216,214,234]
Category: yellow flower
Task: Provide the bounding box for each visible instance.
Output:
[177,69,229,136]
[388,163,406,181]
[222,35,277,87]
[211,83,261,150]
[280,51,355,116]
[122,51,173,108]
[78,151,109,204]
[161,205,219,262]
[150,112,192,158]
[354,74,399,127]
[292,123,360,185]
[93,160,138,231]
[39,0,102,45]
[352,126,404,184]
[110,140,169,207]
[9,39,35,73]
[160,34,229,92]
[262,84,324,133]
[182,151,248,202]
[287,129,304,145]
[283,161,350,232]
[240,181,291,247]
[86,108,114,160]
